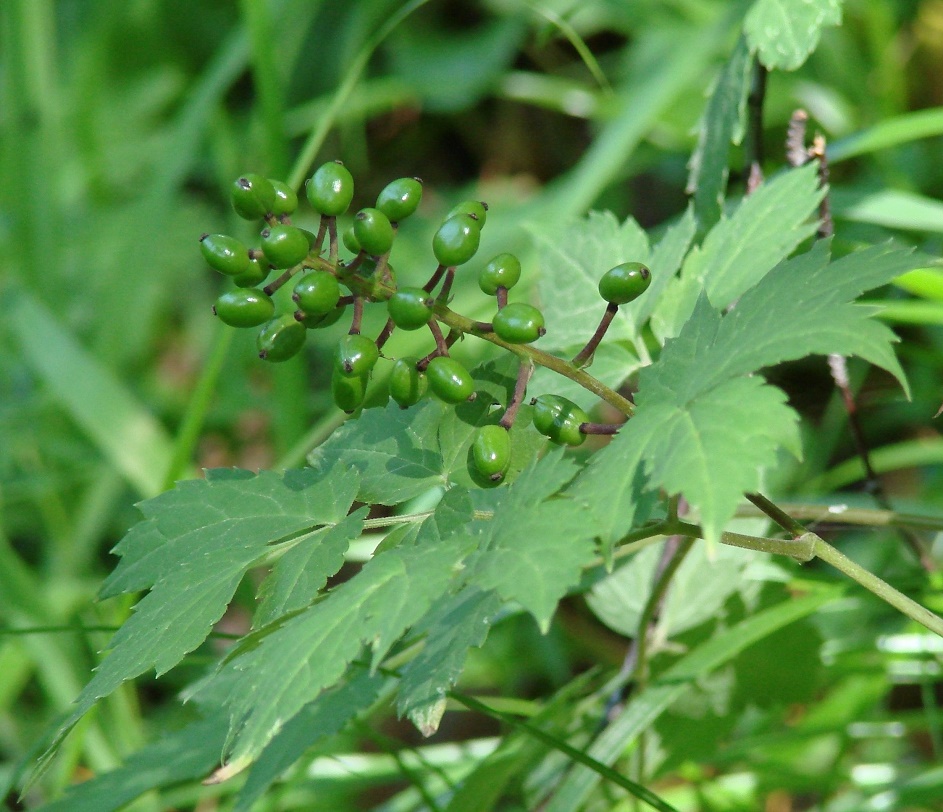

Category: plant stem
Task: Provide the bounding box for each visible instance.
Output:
[573,302,618,368]
[499,359,534,429]
[735,501,943,532]
[435,307,636,416]
[813,537,943,638]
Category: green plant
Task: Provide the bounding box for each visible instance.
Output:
[13,2,943,811]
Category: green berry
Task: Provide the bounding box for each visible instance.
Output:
[471,425,511,482]
[296,304,346,329]
[213,288,275,328]
[199,233,250,276]
[426,356,475,404]
[598,261,652,305]
[531,394,588,446]
[432,214,480,266]
[306,161,354,216]
[376,177,423,222]
[231,173,276,220]
[387,287,434,331]
[270,179,298,216]
[343,223,361,254]
[492,302,545,344]
[389,358,428,408]
[334,334,380,377]
[260,224,311,268]
[257,314,306,362]
[478,253,522,295]
[332,367,369,413]
[233,255,270,287]
[353,208,395,256]
[292,271,341,315]
[447,199,488,226]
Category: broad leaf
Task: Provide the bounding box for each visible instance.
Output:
[398,587,503,735]
[467,451,596,631]
[653,163,824,340]
[233,672,386,812]
[574,239,916,543]
[745,0,843,71]
[216,532,473,769]
[687,36,753,232]
[53,467,360,750]
[587,540,756,638]
[309,356,541,502]
[531,211,650,352]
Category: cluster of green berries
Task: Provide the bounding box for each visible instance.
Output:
[200,162,652,485]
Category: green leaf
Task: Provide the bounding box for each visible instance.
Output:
[398,587,502,736]
[34,715,228,812]
[216,532,472,769]
[467,451,596,631]
[744,0,843,71]
[687,36,753,232]
[309,356,537,503]
[639,372,801,543]
[653,164,824,340]
[577,238,915,543]
[254,509,367,628]
[308,399,447,505]
[543,589,840,812]
[51,467,359,755]
[531,211,651,352]
[233,672,386,812]
[686,239,913,393]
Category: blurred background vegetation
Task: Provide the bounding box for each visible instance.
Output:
[2,0,943,809]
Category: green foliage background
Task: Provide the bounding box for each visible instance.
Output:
[2,0,943,810]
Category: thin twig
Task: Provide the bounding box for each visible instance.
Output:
[572,303,618,368]
[499,360,534,429]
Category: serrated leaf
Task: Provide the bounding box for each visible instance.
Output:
[532,211,651,351]
[653,164,824,340]
[467,451,595,631]
[745,0,842,71]
[576,238,915,544]
[308,356,536,502]
[687,36,753,232]
[638,373,801,542]
[217,533,472,768]
[51,467,360,756]
[308,399,447,504]
[254,509,367,628]
[398,587,502,736]
[633,205,698,328]
[233,672,385,812]
[678,240,914,395]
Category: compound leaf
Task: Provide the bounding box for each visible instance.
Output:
[574,237,915,544]
[233,672,386,812]
[745,0,843,71]
[216,530,473,770]
[467,451,595,631]
[653,163,824,340]
[51,467,360,755]
[398,587,503,736]
[254,509,367,628]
